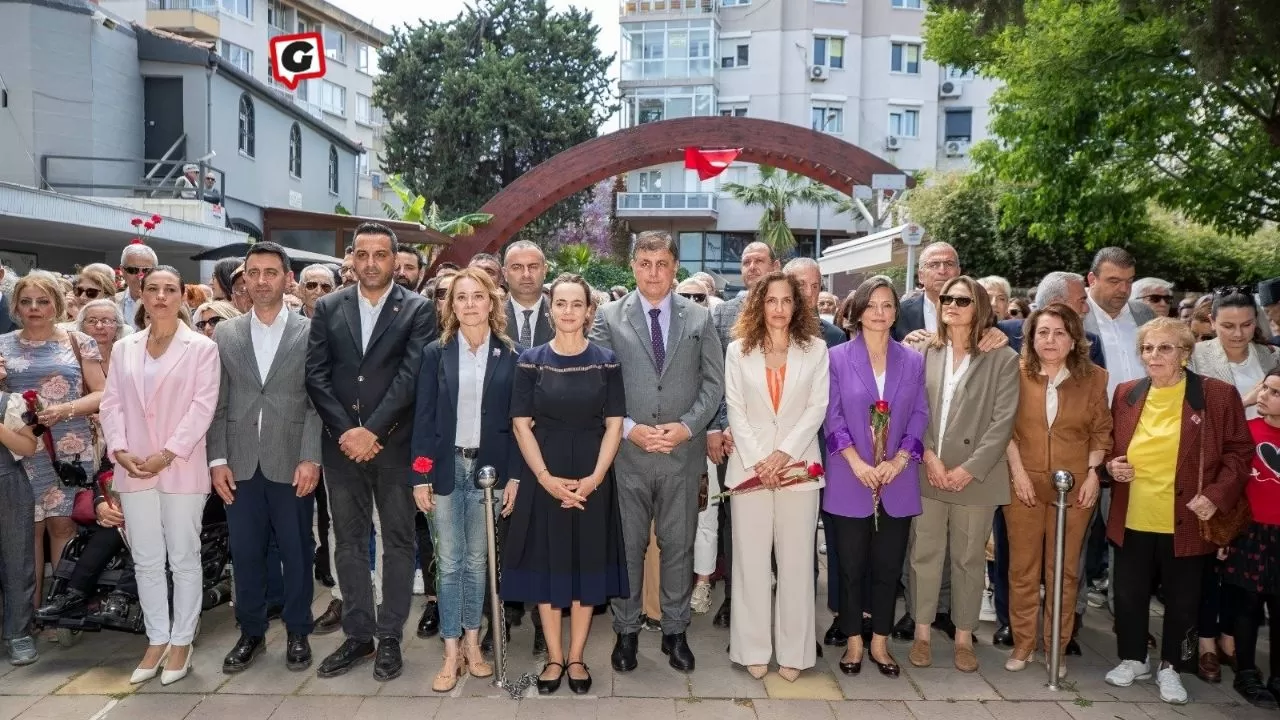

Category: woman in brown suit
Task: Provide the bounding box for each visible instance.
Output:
[1003,304,1112,678]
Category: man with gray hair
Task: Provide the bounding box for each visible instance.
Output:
[1129,277,1174,320]
[298,264,337,318]
[116,242,158,330]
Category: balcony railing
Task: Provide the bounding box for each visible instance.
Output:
[147,0,218,13]
[617,192,718,212]
[620,0,717,17]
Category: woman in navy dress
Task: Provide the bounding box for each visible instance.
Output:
[502,273,628,696]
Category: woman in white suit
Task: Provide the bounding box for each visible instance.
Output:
[725,271,830,682]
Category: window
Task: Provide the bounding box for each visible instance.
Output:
[357,152,370,176]
[328,145,339,195]
[220,0,250,19]
[237,93,254,157]
[220,40,253,74]
[356,94,373,125]
[266,0,287,30]
[624,85,714,127]
[891,42,922,74]
[719,105,747,117]
[944,109,973,142]
[323,26,346,63]
[620,19,713,81]
[636,170,662,193]
[288,123,302,177]
[722,0,749,5]
[296,13,317,34]
[889,108,920,138]
[720,41,749,69]
[318,80,346,116]
[892,0,923,8]
[811,105,844,134]
[813,36,845,69]
[356,43,374,74]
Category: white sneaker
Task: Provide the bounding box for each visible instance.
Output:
[980,590,997,623]
[412,569,425,595]
[818,542,827,555]
[690,581,712,614]
[1105,659,1151,687]
[1157,666,1188,704]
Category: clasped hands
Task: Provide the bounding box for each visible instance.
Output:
[630,422,690,454]
[539,471,602,510]
[923,452,974,493]
[115,451,170,479]
[851,454,907,491]
[753,450,793,489]
[1108,455,1217,520]
[339,427,381,463]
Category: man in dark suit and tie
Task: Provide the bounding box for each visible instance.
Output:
[503,241,553,348]
[305,222,436,682]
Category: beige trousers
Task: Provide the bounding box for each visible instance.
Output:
[909,497,995,633]
[643,523,661,620]
[729,488,819,669]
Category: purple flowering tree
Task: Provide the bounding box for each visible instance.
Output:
[550,179,615,256]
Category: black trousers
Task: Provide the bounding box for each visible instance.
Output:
[69,525,136,597]
[831,513,912,638]
[415,511,436,596]
[1197,557,1238,638]
[1113,529,1207,665]
[225,468,315,637]
[314,474,332,573]
[1233,590,1279,677]
[326,459,416,642]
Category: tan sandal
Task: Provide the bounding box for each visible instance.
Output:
[746,664,768,679]
[777,666,801,682]
[432,655,466,693]
[463,643,493,678]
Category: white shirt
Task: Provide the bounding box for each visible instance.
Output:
[143,351,162,402]
[923,296,938,333]
[1228,346,1265,420]
[210,308,289,468]
[1044,366,1071,428]
[358,285,392,352]
[510,296,543,343]
[455,331,490,448]
[874,370,886,399]
[122,293,140,330]
[1088,296,1143,403]
[935,344,971,452]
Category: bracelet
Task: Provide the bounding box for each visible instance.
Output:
[537,468,550,480]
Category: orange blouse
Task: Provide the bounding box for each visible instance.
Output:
[766,364,787,413]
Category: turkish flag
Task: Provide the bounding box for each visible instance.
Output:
[684,147,742,181]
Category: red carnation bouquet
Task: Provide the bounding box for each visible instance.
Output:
[870,399,890,529]
[714,460,824,499]
[127,214,163,246]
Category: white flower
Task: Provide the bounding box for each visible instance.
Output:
[492,348,501,358]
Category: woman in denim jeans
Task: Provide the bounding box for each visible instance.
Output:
[0,390,38,664]
[410,268,522,693]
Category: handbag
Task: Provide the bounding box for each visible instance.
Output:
[1196,427,1251,547]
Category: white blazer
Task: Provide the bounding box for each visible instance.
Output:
[724,336,830,491]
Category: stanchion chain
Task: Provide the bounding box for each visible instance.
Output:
[491,493,538,700]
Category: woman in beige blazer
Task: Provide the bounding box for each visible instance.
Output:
[908,276,1020,673]
[724,271,830,683]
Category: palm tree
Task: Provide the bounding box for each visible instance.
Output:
[379,174,493,236]
[722,165,840,252]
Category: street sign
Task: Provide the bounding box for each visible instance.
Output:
[871,173,907,191]
[903,223,925,246]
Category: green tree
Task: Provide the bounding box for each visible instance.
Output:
[924,0,1280,243]
[380,175,492,236]
[722,166,839,253]
[375,0,617,234]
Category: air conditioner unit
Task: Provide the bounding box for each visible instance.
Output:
[885,136,902,151]
[945,140,970,157]
[809,64,827,81]
[939,80,962,98]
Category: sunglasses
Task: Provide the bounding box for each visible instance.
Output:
[939,294,974,308]
[1008,308,1023,317]
[21,410,48,437]
[73,287,102,299]
[434,288,450,300]
[1215,285,1253,297]
[122,266,152,275]
[678,292,707,303]
[195,316,225,332]
[1143,294,1173,304]
[304,281,333,292]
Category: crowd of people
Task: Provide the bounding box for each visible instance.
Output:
[1,227,1279,706]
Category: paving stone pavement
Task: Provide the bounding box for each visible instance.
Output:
[0,576,1270,719]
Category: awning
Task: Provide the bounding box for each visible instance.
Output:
[819,224,910,276]
[189,242,342,271]
[262,208,454,250]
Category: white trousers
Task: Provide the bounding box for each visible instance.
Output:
[119,490,207,646]
[693,459,721,576]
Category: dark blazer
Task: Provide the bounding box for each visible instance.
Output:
[1104,371,1253,557]
[820,317,846,348]
[305,283,436,471]
[892,293,928,341]
[505,299,553,347]
[0,294,14,334]
[997,318,1107,369]
[409,334,523,493]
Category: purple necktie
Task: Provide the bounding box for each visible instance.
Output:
[649,308,666,371]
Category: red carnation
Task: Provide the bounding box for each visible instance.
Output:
[412,456,434,474]
[21,390,38,403]
[150,214,163,224]
[807,462,824,478]
[130,238,143,245]
[143,221,156,231]
[874,400,890,414]
[130,217,143,227]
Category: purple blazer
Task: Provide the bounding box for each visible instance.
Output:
[823,334,928,519]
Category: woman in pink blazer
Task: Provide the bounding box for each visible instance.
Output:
[99,265,220,687]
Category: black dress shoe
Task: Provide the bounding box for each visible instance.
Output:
[891,613,914,641]
[712,598,731,628]
[566,661,592,694]
[37,589,87,617]
[992,625,1013,647]
[1236,669,1279,708]
[416,600,439,639]
[314,599,343,635]
[316,637,375,678]
[1065,638,1082,656]
[372,638,403,682]
[314,566,335,588]
[286,633,312,671]
[824,617,848,646]
[266,604,284,621]
[661,632,695,672]
[533,625,547,655]
[1066,613,1083,656]
[538,661,564,695]
[314,547,334,587]
[611,632,638,672]
[931,613,957,640]
[507,602,526,627]
[222,634,266,674]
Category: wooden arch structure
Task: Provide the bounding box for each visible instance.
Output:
[433,116,913,268]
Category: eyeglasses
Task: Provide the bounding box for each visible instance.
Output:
[73,287,102,299]
[434,288,450,300]
[195,316,225,332]
[20,410,47,438]
[1142,294,1173,304]
[304,281,333,292]
[1008,308,1024,317]
[678,292,707,303]
[1215,285,1253,297]
[83,318,118,328]
[122,266,152,275]
[1140,343,1186,357]
[939,294,974,308]
[923,260,960,271]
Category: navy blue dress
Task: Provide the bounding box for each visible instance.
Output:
[500,343,629,608]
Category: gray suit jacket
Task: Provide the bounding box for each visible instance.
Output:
[208,310,323,483]
[709,294,744,430]
[1190,338,1280,387]
[590,290,724,479]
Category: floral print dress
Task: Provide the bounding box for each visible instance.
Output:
[0,331,100,522]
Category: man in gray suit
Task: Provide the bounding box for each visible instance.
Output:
[208,242,323,674]
[590,231,724,674]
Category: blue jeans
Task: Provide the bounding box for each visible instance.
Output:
[429,456,488,640]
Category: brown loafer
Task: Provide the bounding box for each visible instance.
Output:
[908,639,932,668]
[954,645,979,673]
[1198,651,1222,683]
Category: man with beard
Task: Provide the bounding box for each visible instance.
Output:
[395,245,425,292]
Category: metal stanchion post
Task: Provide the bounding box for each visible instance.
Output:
[1048,470,1075,690]
[476,465,506,690]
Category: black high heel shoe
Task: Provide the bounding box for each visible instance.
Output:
[566,661,592,694]
[537,662,564,695]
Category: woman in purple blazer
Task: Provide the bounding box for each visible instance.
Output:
[824,277,929,678]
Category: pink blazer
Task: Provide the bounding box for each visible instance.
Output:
[99,323,220,494]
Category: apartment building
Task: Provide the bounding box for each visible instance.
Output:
[103,0,391,216]
[617,0,999,286]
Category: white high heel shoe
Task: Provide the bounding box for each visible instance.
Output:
[160,646,193,686]
[130,646,170,684]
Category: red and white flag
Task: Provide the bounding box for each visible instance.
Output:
[684,147,742,181]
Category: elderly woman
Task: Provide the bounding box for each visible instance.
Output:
[193,301,240,341]
[907,276,1020,673]
[1103,317,1253,705]
[0,271,106,608]
[1003,304,1111,677]
[1131,278,1175,319]
[978,276,1013,321]
[67,266,119,322]
[75,299,132,378]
